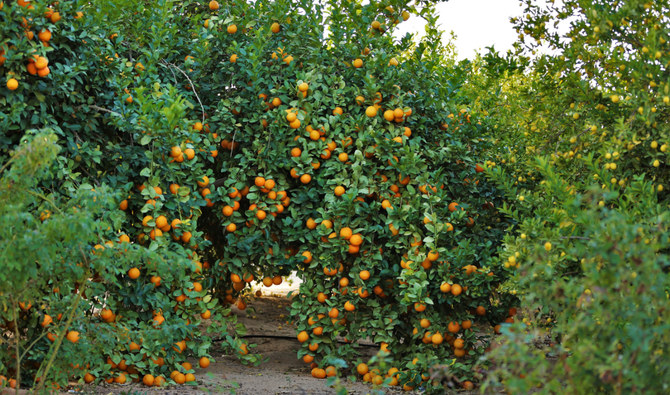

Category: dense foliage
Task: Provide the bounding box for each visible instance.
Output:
[1,0,668,393]
[1,0,515,392]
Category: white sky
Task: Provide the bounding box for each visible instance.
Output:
[394,0,524,60]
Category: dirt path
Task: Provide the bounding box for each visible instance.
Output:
[83,287,410,394]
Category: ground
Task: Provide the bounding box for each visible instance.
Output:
[58,276,415,394]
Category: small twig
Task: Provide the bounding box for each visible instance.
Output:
[160,61,206,123]
[88,104,123,117]
[230,130,238,157]
[559,236,590,241]
[12,299,21,395]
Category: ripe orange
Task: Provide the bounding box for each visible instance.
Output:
[334,186,345,196]
[38,29,52,42]
[311,367,326,379]
[328,307,339,318]
[339,227,353,240]
[197,175,210,188]
[448,321,460,333]
[353,58,363,68]
[451,284,462,296]
[297,330,309,343]
[349,233,363,246]
[448,202,459,212]
[114,373,126,384]
[6,78,18,91]
[227,24,237,34]
[300,174,311,184]
[174,372,186,384]
[357,363,368,375]
[66,330,80,343]
[142,374,154,386]
[128,267,140,279]
[359,270,370,280]
[208,0,219,10]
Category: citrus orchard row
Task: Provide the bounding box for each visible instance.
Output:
[1,0,518,392]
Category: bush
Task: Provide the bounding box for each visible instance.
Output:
[462,0,670,392]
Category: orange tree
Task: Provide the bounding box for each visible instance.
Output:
[461,0,670,393]
[194,0,516,390]
[1,0,517,392]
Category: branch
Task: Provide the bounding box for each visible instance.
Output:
[160,61,206,123]
[87,105,123,117]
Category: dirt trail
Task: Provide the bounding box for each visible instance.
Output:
[82,288,410,394]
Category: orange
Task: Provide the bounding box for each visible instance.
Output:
[440,282,452,293]
[208,0,219,10]
[353,58,363,68]
[349,234,363,246]
[185,373,195,382]
[114,373,126,384]
[338,152,348,162]
[153,376,165,387]
[451,284,462,296]
[359,270,370,280]
[197,175,210,187]
[174,372,186,384]
[38,29,52,42]
[128,267,140,280]
[311,367,326,379]
[142,374,154,386]
[454,338,465,349]
[297,331,309,343]
[334,186,345,196]
[339,227,353,239]
[344,301,355,311]
[431,332,444,344]
[227,24,237,34]
[66,330,80,343]
[476,306,486,316]
[383,110,395,121]
[357,363,368,375]
[414,302,426,312]
[447,321,460,333]
[34,56,48,70]
[300,174,311,184]
[448,202,459,212]
[6,78,18,91]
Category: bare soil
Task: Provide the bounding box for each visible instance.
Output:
[74,293,409,395]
